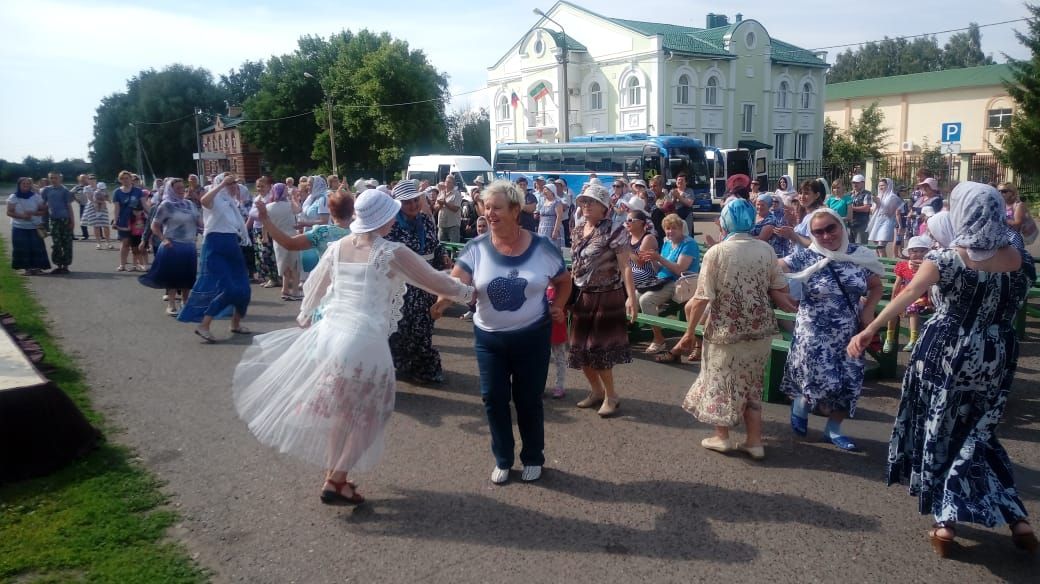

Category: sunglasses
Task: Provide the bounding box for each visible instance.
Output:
[625,217,643,223]
[614,184,625,188]
[810,223,840,238]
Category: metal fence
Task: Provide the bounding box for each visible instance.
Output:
[766,160,864,191]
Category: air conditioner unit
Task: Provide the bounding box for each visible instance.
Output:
[568,88,581,97]
[901,140,914,152]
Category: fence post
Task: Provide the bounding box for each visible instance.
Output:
[787,161,798,187]
[1006,166,1016,184]
[958,153,972,183]
[864,157,876,191]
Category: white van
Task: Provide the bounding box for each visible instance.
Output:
[405,155,494,195]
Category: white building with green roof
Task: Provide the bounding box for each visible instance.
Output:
[487,1,829,159]
[825,63,1015,155]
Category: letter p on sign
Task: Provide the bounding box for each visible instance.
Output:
[941,122,962,143]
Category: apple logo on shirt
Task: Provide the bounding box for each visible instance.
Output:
[487,268,527,312]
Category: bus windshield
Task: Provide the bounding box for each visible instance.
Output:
[667,147,710,189]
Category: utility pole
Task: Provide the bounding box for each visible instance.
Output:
[132,122,144,180]
[326,95,338,176]
[194,107,204,179]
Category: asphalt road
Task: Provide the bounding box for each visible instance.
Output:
[11,234,1040,583]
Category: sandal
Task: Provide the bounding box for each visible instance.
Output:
[686,345,702,362]
[655,350,681,363]
[929,522,956,558]
[320,479,365,506]
[1011,519,1039,553]
[194,328,217,344]
[116,264,127,271]
[230,327,253,335]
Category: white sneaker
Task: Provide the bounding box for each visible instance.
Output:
[521,465,542,482]
[460,311,473,321]
[491,467,510,484]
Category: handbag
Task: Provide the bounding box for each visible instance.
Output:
[671,272,699,304]
[826,263,882,353]
[35,225,49,239]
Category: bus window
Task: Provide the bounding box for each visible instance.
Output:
[495,149,517,170]
[516,149,536,172]
[587,149,611,172]
[611,146,641,173]
[538,148,562,168]
[642,155,661,182]
[562,147,586,171]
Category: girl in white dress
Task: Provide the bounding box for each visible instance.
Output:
[232,190,474,505]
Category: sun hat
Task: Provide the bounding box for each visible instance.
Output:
[852,174,865,183]
[917,177,939,190]
[353,178,367,192]
[542,183,557,197]
[96,181,107,190]
[350,189,401,234]
[365,178,379,189]
[391,180,422,201]
[631,179,646,188]
[576,184,610,209]
[902,235,933,256]
[625,196,647,213]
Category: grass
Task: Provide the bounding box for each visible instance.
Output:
[0,238,206,583]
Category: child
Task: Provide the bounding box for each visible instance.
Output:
[884,236,934,353]
[459,217,490,321]
[86,181,113,249]
[546,283,568,398]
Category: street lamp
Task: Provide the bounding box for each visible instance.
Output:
[532,8,569,142]
[304,72,338,175]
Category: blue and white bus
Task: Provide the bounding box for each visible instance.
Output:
[492,134,713,210]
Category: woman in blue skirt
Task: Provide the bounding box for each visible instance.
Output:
[6,177,51,275]
[139,178,203,316]
[178,173,252,342]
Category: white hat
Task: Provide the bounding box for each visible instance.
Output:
[625,197,647,213]
[902,235,934,256]
[350,189,401,234]
[852,174,865,183]
[96,181,108,190]
[391,180,421,201]
[576,184,610,209]
[365,178,379,189]
[631,179,647,188]
[542,183,557,197]
[352,178,367,192]
[917,177,939,190]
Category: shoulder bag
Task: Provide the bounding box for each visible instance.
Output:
[826,263,881,353]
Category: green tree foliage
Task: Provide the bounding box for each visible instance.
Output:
[996,4,1040,180]
[822,103,889,162]
[0,157,93,183]
[90,65,225,179]
[219,60,265,107]
[828,24,995,83]
[447,108,491,161]
[242,30,449,178]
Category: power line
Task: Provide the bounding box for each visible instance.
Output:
[130,112,195,126]
[809,18,1028,52]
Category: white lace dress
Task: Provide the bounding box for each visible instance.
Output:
[232,237,473,473]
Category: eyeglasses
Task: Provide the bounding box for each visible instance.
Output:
[810,223,840,238]
[625,217,643,223]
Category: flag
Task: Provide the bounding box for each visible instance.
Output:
[510,91,519,108]
[528,81,550,101]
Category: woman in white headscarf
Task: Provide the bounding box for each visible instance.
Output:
[773,174,796,206]
[926,210,956,248]
[300,175,330,227]
[849,182,1036,558]
[867,177,902,257]
[778,207,885,452]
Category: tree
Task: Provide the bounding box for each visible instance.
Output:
[220,60,265,107]
[996,4,1040,180]
[822,103,889,162]
[447,107,491,160]
[828,24,994,83]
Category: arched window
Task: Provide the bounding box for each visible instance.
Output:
[778,81,790,109]
[704,76,719,106]
[589,82,603,110]
[676,74,691,105]
[623,77,641,107]
[497,95,510,120]
[801,82,813,109]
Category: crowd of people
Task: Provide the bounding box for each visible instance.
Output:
[6,165,1037,557]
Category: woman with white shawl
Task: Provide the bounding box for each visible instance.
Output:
[867,177,902,257]
[778,207,885,452]
[773,174,796,206]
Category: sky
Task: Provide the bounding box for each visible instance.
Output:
[0,0,1032,162]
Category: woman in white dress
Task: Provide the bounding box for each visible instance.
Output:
[867,177,901,257]
[232,190,474,505]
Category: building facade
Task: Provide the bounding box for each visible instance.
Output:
[487,1,829,160]
[824,64,1015,155]
[199,109,263,181]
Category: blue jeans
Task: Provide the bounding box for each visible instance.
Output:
[473,319,551,469]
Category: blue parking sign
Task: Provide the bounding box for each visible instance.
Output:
[941,122,962,143]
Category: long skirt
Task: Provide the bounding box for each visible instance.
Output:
[254,235,279,284]
[10,227,51,270]
[682,337,772,426]
[233,319,396,473]
[177,232,250,323]
[138,241,197,290]
[49,218,73,267]
[388,284,442,383]
[568,287,632,370]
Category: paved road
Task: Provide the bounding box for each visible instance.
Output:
[13,235,1040,583]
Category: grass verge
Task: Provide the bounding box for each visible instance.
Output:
[0,238,206,583]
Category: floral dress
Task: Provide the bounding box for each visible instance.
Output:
[780,245,872,415]
[751,214,787,257]
[385,213,447,383]
[568,219,631,370]
[682,235,787,426]
[887,249,1031,526]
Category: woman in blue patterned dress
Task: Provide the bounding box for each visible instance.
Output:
[750,194,786,257]
[536,183,565,249]
[849,182,1037,557]
[778,207,885,451]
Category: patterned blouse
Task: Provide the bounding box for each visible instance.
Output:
[152,199,201,243]
[571,219,627,292]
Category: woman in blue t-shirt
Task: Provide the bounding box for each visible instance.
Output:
[442,180,571,486]
[638,213,699,358]
[112,170,148,271]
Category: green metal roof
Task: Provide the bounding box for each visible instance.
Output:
[545,30,587,52]
[200,116,245,133]
[826,64,1014,100]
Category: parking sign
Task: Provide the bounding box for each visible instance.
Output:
[941,122,962,143]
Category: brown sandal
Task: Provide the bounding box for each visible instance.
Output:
[686,345,702,362]
[655,350,681,363]
[1011,519,1039,553]
[929,522,956,558]
[320,479,365,506]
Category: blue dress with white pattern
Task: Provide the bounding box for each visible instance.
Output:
[887,249,1031,526]
[780,245,872,415]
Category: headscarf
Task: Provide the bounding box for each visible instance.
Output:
[785,207,886,282]
[161,178,183,202]
[775,174,796,196]
[14,178,34,199]
[756,194,774,209]
[270,183,288,203]
[720,198,756,239]
[927,211,956,248]
[309,175,329,199]
[948,181,1009,261]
